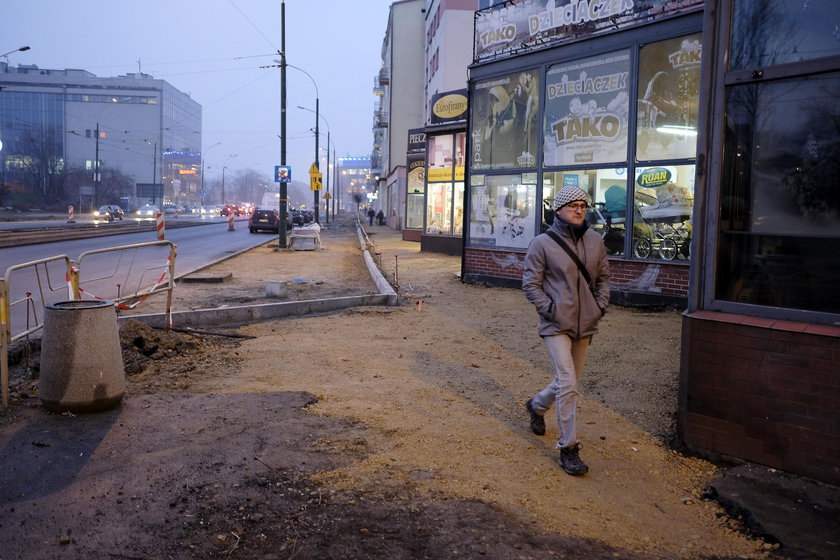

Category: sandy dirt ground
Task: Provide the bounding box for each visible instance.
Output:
[0,217,774,559]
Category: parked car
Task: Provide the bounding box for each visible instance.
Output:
[248,208,292,233]
[136,204,160,217]
[220,204,240,217]
[94,205,124,221]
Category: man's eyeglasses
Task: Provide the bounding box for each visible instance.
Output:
[564,202,589,211]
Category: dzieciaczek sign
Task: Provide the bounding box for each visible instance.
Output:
[474,0,705,62]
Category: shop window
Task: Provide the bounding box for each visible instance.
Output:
[730,0,840,70]
[471,70,540,171]
[469,174,536,249]
[715,72,840,313]
[544,50,631,167]
[636,34,702,162]
[427,183,453,234]
[632,165,694,261]
[406,189,425,229]
[428,135,454,181]
[406,153,425,229]
[453,181,464,236]
[543,169,629,256]
[425,182,464,235]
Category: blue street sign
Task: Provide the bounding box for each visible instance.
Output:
[275,165,291,183]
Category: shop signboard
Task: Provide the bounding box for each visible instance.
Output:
[407,128,426,153]
[543,50,631,167]
[474,0,704,62]
[471,69,540,171]
[430,89,469,124]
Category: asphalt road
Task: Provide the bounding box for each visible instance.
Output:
[0,215,276,337]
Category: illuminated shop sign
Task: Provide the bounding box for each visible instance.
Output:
[431,90,468,124]
[474,0,704,62]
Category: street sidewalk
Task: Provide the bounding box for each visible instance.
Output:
[357,221,839,560]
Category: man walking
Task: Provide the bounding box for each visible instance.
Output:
[522,186,610,475]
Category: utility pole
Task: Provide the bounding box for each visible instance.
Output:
[313,97,320,224]
[94,122,101,209]
[324,129,330,223]
[278,0,288,248]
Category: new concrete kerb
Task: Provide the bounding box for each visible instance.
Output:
[117,221,399,330]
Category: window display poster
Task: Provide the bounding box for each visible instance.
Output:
[636,33,702,161]
[469,175,535,249]
[543,50,631,166]
[428,134,454,182]
[407,153,425,194]
[470,184,496,244]
[471,70,540,171]
[496,184,536,248]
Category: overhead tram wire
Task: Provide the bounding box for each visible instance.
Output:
[225,0,279,52]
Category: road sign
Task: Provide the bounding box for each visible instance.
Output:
[310,173,323,191]
[323,192,332,200]
[274,165,291,183]
[309,163,322,190]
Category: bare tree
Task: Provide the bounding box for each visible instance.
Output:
[350,190,366,216]
[231,168,271,204]
[16,126,64,205]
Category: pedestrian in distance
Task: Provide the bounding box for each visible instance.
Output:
[376,210,385,226]
[522,186,610,476]
[367,207,376,226]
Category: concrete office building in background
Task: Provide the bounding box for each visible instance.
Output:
[0,61,201,211]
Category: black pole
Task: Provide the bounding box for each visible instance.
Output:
[278,0,288,248]
[325,129,330,224]
[313,97,320,224]
[94,121,100,209]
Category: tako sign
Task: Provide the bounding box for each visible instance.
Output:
[474,0,705,62]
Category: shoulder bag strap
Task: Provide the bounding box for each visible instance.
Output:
[545,230,594,292]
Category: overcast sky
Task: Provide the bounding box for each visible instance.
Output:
[2,0,397,185]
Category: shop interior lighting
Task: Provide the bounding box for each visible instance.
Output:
[656,125,698,136]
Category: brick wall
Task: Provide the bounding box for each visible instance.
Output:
[680,311,840,485]
[463,248,690,296]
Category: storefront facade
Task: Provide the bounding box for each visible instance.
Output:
[421,90,468,254]
[682,0,840,485]
[463,0,704,304]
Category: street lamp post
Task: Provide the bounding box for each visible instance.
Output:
[285,64,322,224]
[298,105,332,223]
[93,101,118,209]
[0,45,30,59]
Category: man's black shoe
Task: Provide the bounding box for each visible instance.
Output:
[525,398,545,436]
[559,444,588,476]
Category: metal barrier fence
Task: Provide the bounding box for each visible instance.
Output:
[0,240,176,406]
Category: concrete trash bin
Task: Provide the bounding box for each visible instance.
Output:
[39,300,125,413]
